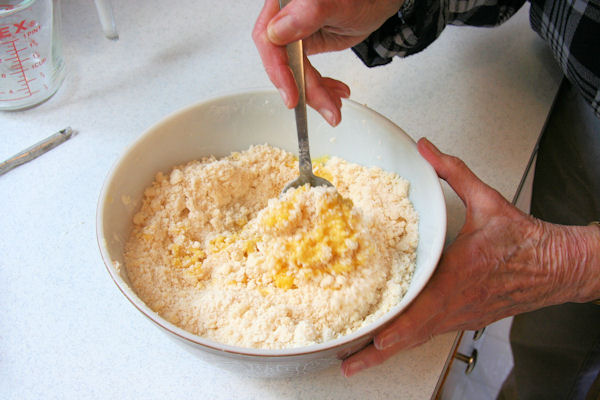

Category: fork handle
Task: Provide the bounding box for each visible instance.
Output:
[279,0,313,176]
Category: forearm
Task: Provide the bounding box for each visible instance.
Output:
[537,221,600,305]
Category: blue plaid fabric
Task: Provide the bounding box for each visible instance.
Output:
[352,0,600,117]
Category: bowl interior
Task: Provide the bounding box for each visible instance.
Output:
[97,89,446,354]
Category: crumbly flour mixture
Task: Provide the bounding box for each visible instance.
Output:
[124,145,418,349]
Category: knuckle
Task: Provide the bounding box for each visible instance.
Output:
[446,155,467,171]
[251,26,262,43]
[263,65,283,86]
[370,348,389,366]
[295,0,328,26]
[310,0,327,16]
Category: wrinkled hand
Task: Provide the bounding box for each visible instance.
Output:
[342,138,600,377]
[252,0,402,126]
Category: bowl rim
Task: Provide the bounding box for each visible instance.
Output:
[96,88,446,357]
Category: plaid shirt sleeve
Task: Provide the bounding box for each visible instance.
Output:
[352,0,600,117]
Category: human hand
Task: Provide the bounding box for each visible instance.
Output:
[341,138,600,377]
[252,0,402,126]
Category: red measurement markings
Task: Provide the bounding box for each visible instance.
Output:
[0,38,33,99]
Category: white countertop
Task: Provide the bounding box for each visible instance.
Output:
[0,1,561,399]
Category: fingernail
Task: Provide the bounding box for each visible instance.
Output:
[278,88,291,108]
[338,86,351,98]
[333,86,350,99]
[267,15,295,44]
[421,138,441,156]
[376,332,400,350]
[319,108,336,126]
[343,359,366,377]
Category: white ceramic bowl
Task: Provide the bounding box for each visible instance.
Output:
[96,89,446,378]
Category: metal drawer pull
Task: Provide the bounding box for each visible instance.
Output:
[473,328,486,341]
[455,349,478,375]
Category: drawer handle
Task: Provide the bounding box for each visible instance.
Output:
[473,328,486,341]
[455,349,478,375]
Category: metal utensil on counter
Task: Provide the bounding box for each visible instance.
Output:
[0,127,74,176]
[279,0,334,193]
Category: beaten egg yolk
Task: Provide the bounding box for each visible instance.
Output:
[261,186,364,289]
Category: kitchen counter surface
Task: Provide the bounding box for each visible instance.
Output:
[0,1,562,399]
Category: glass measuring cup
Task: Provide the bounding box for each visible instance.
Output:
[0,0,65,110]
[0,0,117,110]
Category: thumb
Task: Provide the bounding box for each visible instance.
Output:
[417,138,495,210]
[267,0,329,45]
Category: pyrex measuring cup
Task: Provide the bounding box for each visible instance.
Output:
[0,0,117,110]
